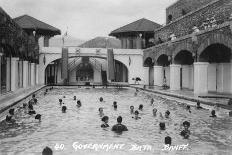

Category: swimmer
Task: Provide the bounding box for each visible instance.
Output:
[63,96,66,98]
[101,116,109,128]
[229,111,232,117]
[23,103,27,109]
[186,105,191,113]
[58,99,63,105]
[165,136,172,145]
[73,96,76,100]
[130,106,134,114]
[159,122,166,130]
[180,121,190,139]
[28,103,34,111]
[112,116,128,132]
[28,104,36,115]
[196,101,203,109]
[99,97,103,102]
[113,101,117,109]
[45,89,48,93]
[34,98,38,104]
[35,114,41,121]
[5,109,15,122]
[76,100,82,107]
[132,110,141,120]
[62,106,67,113]
[99,107,104,117]
[165,110,170,118]
[138,104,143,111]
[153,108,157,116]
[150,98,154,105]
[210,110,217,117]
[159,112,164,119]
[42,146,53,155]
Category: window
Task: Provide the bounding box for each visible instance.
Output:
[168,15,173,23]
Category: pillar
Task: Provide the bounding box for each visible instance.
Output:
[11,57,19,91]
[28,63,31,86]
[6,57,11,91]
[0,53,2,93]
[23,61,29,88]
[153,66,164,86]
[194,62,209,94]
[136,37,142,49]
[18,60,23,88]
[143,67,149,85]
[170,64,181,90]
[31,63,36,86]
[126,39,130,49]
[44,36,50,47]
[36,64,39,85]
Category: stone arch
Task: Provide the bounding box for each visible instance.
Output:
[172,42,194,59]
[144,57,154,67]
[174,50,194,65]
[156,54,170,66]
[198,33,232,58]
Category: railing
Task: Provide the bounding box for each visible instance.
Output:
[68,57,80,72]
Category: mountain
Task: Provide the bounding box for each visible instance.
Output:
[79,37,121,48]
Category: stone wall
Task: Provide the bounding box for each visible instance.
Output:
[155,0,232,43]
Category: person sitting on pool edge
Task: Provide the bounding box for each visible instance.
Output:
[113,101,117,109]
[42,146,53,155]
[99,97,103,102]
[99,107,104,117]
[210,110,217,118]
[132,110,141,120]
[186,105,191,113]
[77,100,82,108]
[165,110,170,118]
[62,106,67,113]
[6,108,15,123]
[35,114,41,122]
[153,108,157,116]
[165,136,172,146]
[159,122,166,130]
[112,116,128,132]
[101,116,109,128]
[180,121,190,139]
[138,104,143,111]
[28,104,36,115]
[196,101,203,109]
[130,106,134,114]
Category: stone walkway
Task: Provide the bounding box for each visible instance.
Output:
[131,85,232,110]
[0,85,45,114]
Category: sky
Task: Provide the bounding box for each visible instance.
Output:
[0,0,177,40]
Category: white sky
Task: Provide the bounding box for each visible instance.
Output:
[0,0,177,40]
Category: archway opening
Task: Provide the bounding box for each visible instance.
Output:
[157,54,170,66]
[144,57,153,67]
[199,43,232,93]
[174,50,194,65]
[144,57,154,86]
[156,54,170,87]
[76,62,94,82]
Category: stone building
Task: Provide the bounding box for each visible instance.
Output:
[143,0,232,94]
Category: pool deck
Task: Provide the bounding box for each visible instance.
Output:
[131,85,232,110]
[0,85,45,114]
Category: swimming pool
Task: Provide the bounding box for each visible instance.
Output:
[0,87,232,155]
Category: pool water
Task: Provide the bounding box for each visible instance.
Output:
[0,87,232,155]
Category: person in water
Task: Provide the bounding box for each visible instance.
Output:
[35,114,41,122]
[62,106,67,113]
[180,121,190,139]
[77,100,82,107]
[130,106,134,114]
[196,101,203,109]
[59,99,63,105]
[112,116,128,132]
[186,105,191,113]
[42,146,53,155]
[113,101,117,109]
[6,109,15,123]
[101,116,109,128]
[28,104,36,115]
[153,108,157,116]
[150,98,154,105]
[99,107,104,117]
[210,110,217,117]
[138,104,143,111]
[165,110,170,118]
[73,96,77,100]
[159,122,166,130]
[165,136,172,145]
[132,110,141,120]
[99,97,103,102]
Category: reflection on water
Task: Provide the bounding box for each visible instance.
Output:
[0,87,232,155]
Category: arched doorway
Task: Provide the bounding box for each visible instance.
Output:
[157,54,170,87]
[174,50,194,89]
[199,43,231,93]
[76,62,94,82]
[144,57,154,86]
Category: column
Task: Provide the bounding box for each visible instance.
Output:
[11,57,19,91]
[28,63,31,86]
[0,53,2,93]
[153,66,164,86]
[6,58,11,91]
[136,37,142,49]
[194,62,209,94]
[170,64,181,90]
[31,63,36,86]
[143,67,149,85]
[36,64,39,85]
[23,61,29,88]
[126,39,130,49]
[44,36,50,47]
[18,60,23,88]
